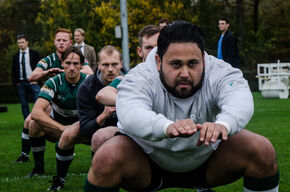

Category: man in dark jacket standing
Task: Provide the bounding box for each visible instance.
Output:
[12,34,41,163]
[12,34,41,119]
[217,18,240,68]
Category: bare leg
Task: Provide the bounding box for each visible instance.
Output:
[58,121,83,150]
[88,135,151,190]
[205,129,278,187]
[91,126,119,152]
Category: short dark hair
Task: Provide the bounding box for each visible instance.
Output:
[138,25,160,47]
[157,21,205,60]
[158,18,169,25]
[219,17,229,24]
[17,34,28,41]
[61,46,85,65]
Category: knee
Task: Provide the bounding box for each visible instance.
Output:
[24,115,31,128]
[29,120,39,136]
[91,128,115,152]
[91,143,123,176]
[59,130,75,149]
[247,135,278,174]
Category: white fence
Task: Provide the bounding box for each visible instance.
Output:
[256,61,290,99]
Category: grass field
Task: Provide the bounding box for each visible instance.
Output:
[0,92,289,192]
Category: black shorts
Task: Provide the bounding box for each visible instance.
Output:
[114,132,211,191]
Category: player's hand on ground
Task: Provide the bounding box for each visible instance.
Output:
[196,122,228,146]
[166,119,198,138]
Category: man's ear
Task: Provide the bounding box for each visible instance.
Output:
[69,40,72,46]
[61,62,64,68]
[156,54,161,71]
[137,47,142,58]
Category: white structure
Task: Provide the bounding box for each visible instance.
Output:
[256,61,290,99]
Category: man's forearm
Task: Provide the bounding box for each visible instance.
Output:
[81,65,94,75]
[31,109,64,131]
[28,70,47,82]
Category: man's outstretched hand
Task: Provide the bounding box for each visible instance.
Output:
[166,120,228,146]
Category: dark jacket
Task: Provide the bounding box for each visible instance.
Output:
[12,49,41,85]
[77,73,118,140]
[222,30,240,68]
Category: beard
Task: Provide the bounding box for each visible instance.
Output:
[159,65,204,98]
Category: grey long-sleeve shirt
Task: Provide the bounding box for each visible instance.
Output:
[116,48,253,172]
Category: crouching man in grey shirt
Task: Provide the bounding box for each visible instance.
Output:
[85,21,279,192]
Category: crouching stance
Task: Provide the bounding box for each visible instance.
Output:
[85,21,279,192]
[28,46,88,191]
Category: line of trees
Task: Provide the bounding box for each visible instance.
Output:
[0,0,289,84]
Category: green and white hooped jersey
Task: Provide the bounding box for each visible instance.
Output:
[37,52,89,71]
[39,72,88,125]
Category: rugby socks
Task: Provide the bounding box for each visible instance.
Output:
[21,127,31,156]
[244,171,279,192]
[84,177,119,192]
[30,135,46,170]
[55,142,74,179]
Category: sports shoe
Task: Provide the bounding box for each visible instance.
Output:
[14,154,29,163]
[47,176,65,191]
[26,167,44,177]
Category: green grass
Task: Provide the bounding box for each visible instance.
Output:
[0,92,289,191]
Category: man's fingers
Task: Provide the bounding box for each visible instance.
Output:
[199,125,206,142]
[211,129,220,143]
[204,124,214,145]
[221,129,228,140]
[167,125,179,138]
[197,122,229,146]
[196,124,202,130]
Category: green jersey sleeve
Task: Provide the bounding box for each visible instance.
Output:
[83,59,89,66]
[109,77,122,88]
[36,57,49,71]
[38,78,57,102]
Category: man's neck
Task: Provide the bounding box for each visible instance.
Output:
[76,42,84,46]
[66,75,81,84]
[222,29,228,35]
[20,48,28,52]
[56,51,62,61]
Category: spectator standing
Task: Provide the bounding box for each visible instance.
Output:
[12,34,41,163]
[217,17,240,68]
[158,18,169,29]
[12,34,41,120]
[74,28,97,71]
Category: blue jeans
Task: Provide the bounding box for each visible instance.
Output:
[17,82,40,119]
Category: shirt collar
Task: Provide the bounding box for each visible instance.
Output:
[20,48,29,54]
[75,42,85,47]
